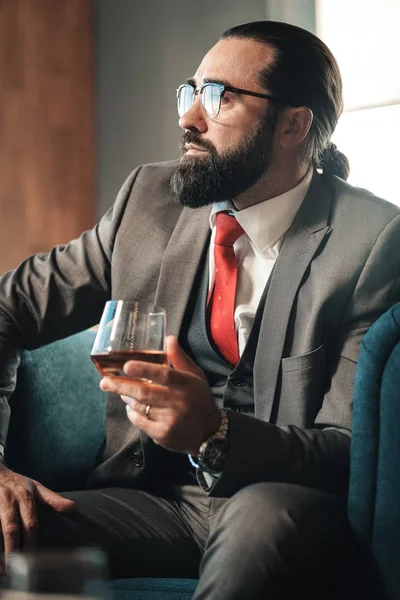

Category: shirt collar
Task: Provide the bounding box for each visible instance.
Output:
[209,169,313,254]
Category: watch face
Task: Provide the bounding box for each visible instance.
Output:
[200,438,228,474]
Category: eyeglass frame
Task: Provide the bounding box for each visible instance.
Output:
[176,81,282,120]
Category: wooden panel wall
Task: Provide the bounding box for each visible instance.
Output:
[0,0,94,274]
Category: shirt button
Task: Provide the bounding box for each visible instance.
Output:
[131,453,143,468]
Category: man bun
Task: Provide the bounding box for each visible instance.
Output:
[319,143,350,181]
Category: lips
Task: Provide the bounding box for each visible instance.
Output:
[185,144,208,153]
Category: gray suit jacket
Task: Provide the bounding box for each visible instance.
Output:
[1,161,400,496]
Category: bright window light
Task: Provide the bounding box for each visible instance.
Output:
[332,105,400,206]
[316,0,400,207]
[316,0,400,110]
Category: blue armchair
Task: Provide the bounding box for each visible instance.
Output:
[4,301,400,599]
[347,301,400,600]
[4,329,198,600]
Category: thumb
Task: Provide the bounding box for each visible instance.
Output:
[166,335,205,378]
[32,480,76,513]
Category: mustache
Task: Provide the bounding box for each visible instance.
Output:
[179,131,216,155]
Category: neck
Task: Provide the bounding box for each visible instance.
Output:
[232,161,311,211]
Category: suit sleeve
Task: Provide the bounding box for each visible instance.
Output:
[0,167,142,449]
[207,213,400,498]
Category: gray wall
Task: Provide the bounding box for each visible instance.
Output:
[95,0,316,216]
[266,0,315,32]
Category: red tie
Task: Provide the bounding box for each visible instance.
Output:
[210,212,245,365]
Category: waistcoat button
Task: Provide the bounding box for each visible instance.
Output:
[131,453,143,468]
[230,376,246,387]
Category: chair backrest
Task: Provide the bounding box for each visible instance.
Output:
[348,302,400,599]
[5,329,106,491]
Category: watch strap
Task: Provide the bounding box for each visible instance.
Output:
[198,409,228,459]
[188,409,229,473]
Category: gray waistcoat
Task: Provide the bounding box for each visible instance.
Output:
[183,250,271,417]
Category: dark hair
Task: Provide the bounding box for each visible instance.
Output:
[221,21,350,180]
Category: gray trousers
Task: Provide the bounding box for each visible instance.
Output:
[38,482,346,600]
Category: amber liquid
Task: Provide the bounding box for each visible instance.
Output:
[91,350,167,378]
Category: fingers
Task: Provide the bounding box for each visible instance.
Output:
[0,469,74,569]
[123,361,187,387]
[0,504,20,559]
[32,480,76,513]
[107,379,170,409]
[125,404,165,440]
[121,396,161,420]
[0,476,37,562]
[18,484,38,550]
[100,340,211,412]
[101,361,202,400]
[99,337,207,401]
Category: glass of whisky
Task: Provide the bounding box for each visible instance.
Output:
[91,300,167,379]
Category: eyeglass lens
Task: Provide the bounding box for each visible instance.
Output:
[177,84,221,119]
[178,86,194,118]
[202,84,220,118]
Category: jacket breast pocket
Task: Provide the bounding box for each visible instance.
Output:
[277,342,327,427]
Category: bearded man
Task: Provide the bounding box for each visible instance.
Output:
[0,20,399,600]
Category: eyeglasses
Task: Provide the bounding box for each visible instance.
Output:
[176,82,281,120]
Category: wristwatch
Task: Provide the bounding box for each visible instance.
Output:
[196,409,229,474]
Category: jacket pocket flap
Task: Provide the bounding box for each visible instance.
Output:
[282,341,325,374]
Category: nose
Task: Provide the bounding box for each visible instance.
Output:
[178,95,207,133]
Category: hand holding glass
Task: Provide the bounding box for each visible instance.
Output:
[91,301,167,380]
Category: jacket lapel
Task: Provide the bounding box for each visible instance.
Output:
[254,173,334,421]
[154,205,211,336]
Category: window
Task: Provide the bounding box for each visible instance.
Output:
[316,0,400,206]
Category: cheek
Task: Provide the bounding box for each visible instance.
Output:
[210,113,260,155]
[210,130,243,156]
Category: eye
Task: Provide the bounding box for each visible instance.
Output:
[220,92,230,104]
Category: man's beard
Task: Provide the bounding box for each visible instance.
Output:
[170,108,279,208]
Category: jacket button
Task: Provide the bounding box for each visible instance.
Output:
[131,453,143,468]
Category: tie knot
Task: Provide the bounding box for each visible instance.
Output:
[215,212,244,247]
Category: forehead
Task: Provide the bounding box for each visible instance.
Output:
[194,38,275,89]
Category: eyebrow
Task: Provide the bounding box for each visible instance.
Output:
[185,77,234,88]
[203,77,232,87]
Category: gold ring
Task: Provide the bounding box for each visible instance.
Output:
[145,404,151,418]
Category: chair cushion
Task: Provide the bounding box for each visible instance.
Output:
[370,341,400,598]
[347,302,400,599]
[348,302,400,540]
[111,578,198,600]
[5,329,106,491]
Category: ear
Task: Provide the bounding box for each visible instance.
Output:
[278,106,313,148]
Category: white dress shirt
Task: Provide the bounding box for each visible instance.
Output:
[208,169,313,356]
